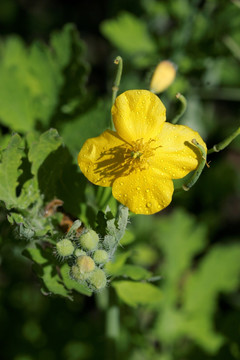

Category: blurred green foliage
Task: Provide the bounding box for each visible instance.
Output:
[0,0,240,359]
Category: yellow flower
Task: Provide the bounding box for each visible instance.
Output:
[150,60,176,94]
[78,90,206,215]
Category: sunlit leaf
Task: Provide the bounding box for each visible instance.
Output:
[112,280,162,307]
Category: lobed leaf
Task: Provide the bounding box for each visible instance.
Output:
[0,134,24,209]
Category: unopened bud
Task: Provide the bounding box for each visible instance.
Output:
[71,265,90,281]
[56,239,74,257]
[76,255,95,273]
[150,60,176,94]
[79,230,99,251]
[89,269,107,290]
[93,249,109,264]
[74,249,86,257]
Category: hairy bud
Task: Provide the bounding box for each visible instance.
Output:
[56,239,74,257]
[76,255,95,273]
[79,230,99,251]
[93,249,109,264]
[74,249,86,257]
[89,269,107,290]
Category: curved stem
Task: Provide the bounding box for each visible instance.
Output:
[183,139,207,191]
[110,56,123,130]
[175,139,207,193]
[208,126,240,154]
[171,93,187,124]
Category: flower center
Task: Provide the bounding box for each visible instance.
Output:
[123,138,159,172]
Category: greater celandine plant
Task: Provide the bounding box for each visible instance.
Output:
[1,55,239,329]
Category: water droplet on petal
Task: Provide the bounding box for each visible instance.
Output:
[146,189,150,193]
[136,186,141,191]
[120,182,124,186]
[146,202,152,208]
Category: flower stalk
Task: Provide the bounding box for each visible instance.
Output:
[208,126,240,154]
[171,93,187,124]
[182,139,207,191]
[111,56,123,130]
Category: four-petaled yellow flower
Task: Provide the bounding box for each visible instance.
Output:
[78,90,206,214]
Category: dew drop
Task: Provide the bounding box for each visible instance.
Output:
[120,182,124,186]
[146,189,150,193]
[146,202,152,208]
[136,186,141,191]
[124,194,127,198]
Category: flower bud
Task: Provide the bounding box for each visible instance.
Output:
[71,265,90,281]
[93,249,109,264]
[150,60,176,94]
[76,255,95,273]
[79,230,99,251]
[89,269,107,290]
[74,249,86,257]
[56,239,74,257]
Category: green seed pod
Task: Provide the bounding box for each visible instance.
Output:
[89,269,107,290]
[93,249,109,264]
[56,239,74,257]
[76,255,95,273]
[79,230,99,251]
[74,249,86,257]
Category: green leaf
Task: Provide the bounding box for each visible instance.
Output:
[37,143,87,217]
[24,246,71,299]
[105,251,131,275]
[157,209,207,288]
[0,24,88,132]
[23,246,48,265]
[50,23,89,117]
[112,280,162,307]
[182,244,240,352]
[0,134,24,209]
[28,129,62,175]
[60,100,110,157]
[100,12,157,56]
[41,264,71,299]
[107,264,152,281]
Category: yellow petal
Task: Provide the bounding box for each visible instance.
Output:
[111,90,166,143]
[150,123,207,179]
[112,169,174,215]
[78,130,129,187]
[150,60,176,94]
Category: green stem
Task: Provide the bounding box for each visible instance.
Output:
[110,56,123,130]
[175,139,207,193]
[171,93,187,124]
[106,305,120,339]
[208,126,240,154]
[183,139,206,191]
[105,289,120,360]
